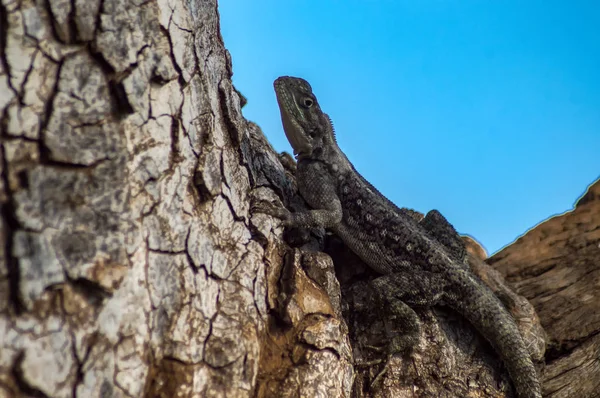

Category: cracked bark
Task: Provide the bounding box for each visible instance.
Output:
[0,0,596,397]
[0,1,352,397]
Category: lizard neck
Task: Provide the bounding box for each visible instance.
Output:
[298,139,352,175]
[297,114,353,174]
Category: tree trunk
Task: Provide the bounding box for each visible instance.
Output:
[0,1,597,397]
[487,179,600,398]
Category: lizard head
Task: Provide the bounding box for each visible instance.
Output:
[274,76,334,159]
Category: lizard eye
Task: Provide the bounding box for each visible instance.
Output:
[302,98,314,108]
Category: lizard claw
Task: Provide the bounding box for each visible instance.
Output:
[355,354,392,389]
[370,356,391,388]
[354,358,383,367]
[361,344,387,353]
[251,199,292,222]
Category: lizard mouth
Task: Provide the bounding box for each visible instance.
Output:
[275,87,313,156]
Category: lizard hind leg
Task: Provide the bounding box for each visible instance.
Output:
[369,270,450,357]
[356,296,421,389]
[371,269,449,308]
[420,209,468,265]
[381,298,422,355]
[360,270,449,388]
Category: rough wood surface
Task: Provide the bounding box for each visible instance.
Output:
[0,0,597,397]
[0,1,354,396]
[488,178,600,398]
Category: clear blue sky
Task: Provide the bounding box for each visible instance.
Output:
[219,1,600,255]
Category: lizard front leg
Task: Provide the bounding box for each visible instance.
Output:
[254,160,343,229]
[252,197,342,229]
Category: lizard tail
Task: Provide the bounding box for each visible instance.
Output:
[446,271,542,398]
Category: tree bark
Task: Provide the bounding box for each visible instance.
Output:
[0,1,597,397]
[0,0,279,396]
[487,178,600,398]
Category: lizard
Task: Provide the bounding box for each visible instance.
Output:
[255,76,542,398]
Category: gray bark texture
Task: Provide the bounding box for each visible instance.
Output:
[0,0,597,397]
